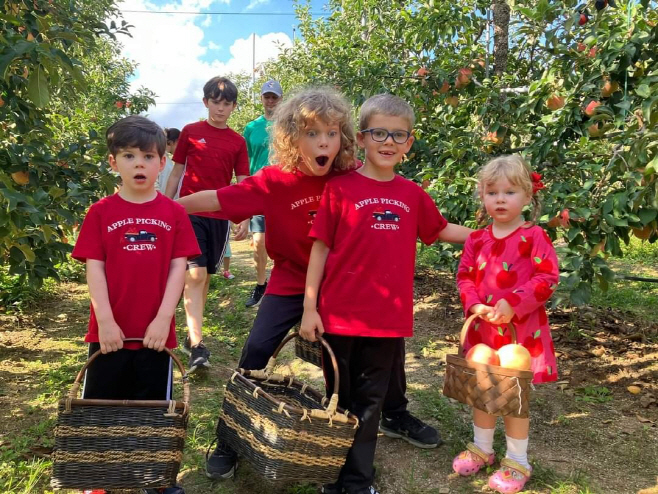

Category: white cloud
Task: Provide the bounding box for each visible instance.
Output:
[246,0,269,11]
[200,14,212,27]
[115,0,291,130]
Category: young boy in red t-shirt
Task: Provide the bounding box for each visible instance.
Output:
[164,77,249,372]
[72,116,200,492]
[300,94,472,494]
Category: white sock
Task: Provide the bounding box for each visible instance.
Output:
[505,435,530,469]
[473,425,495,454]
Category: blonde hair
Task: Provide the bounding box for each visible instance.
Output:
[476,155,542,225]
[270,87,356,172]
[359,94,415,131]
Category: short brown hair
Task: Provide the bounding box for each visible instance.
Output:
[359,94,415,131]
[203,76,238,102]
[270,87,356,172]
[106,116,166,157]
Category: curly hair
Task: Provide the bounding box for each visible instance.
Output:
[270,87,356,172]
[476,155,542,225]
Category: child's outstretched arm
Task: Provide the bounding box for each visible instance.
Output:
[438,223,473,244]
[164,163,185,199]
[86,259,125,354]
[143,257,187,352]
[300,239,330,342]
[177,190,221,214]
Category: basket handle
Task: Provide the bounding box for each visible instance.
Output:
[67,338,189,406]
[268,332,341,414]
[458,313,517,356]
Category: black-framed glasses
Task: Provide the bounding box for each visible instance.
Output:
[361,128,411,144]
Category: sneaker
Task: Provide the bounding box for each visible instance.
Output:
[188,342,211,373]
[206,442,237,480]
[244,282,267,308]
[347,487,379,494]
[320,483,343,494]
[181,335,192,356]
[141,487,185,494]
[223,270,235,280]
[379,411,442,449]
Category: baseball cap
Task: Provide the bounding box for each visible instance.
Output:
[260,80,283,97]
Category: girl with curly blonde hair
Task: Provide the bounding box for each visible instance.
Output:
[177,86,360,478]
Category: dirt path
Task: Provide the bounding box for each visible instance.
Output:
[0,238,657,493]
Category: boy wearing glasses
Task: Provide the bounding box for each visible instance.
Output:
[300,94,471,494]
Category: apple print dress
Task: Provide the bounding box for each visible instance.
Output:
[456,224,559,384]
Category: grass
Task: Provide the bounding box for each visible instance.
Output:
[1,241,656,493]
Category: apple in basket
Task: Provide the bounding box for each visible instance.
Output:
[465,343,500,366]
[497,344,532,371]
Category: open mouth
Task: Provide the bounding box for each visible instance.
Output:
[134,174,146,181]
[315,156,329,167]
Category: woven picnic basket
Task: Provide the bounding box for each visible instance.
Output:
[51,340,190,490]
[443,314,533,418]
[294,335,322,368]
[218,332,359,482]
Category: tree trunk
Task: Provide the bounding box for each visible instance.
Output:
[492,0,510,76]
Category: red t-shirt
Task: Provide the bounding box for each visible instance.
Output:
[72,193,201,349]
[310,172,448,338]
[173,121,249,219]
[216,165,344,295]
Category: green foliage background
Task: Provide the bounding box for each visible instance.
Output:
[265,0,658,305]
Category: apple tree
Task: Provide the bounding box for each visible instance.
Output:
[267,0,658,305]
[0,0,155,304]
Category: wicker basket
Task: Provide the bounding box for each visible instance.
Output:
[51,340,190,490]
[294,336,322,368]
[218,332,359,482]
[442,314,533,418]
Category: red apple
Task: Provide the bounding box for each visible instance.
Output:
[579,13,588,25]
[493,326,513,349]
[496,262,518,289]
[534,281,553,302]
[491,238,506,257]
[518,235,533,257]
[115,101,124,109]
[522,329,544,357]
[584,100,601,117]
[438,81,450,94]
[534,255,554,274]
[416,67,429,77]
[546,95,565,111]
[467,322,483,346]
[576,42,587,52]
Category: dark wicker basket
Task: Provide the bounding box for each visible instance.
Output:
[294,336,322,368]
[51,341,190,490]
[218,332,359,482]
[442,314,534,418]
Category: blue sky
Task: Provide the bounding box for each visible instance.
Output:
[116,0,328,129]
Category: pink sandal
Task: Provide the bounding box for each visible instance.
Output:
[452,442,495,476]
[488,458,532,493]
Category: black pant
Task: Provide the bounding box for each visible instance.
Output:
[322,334,400,492]
[216,294,408,437]
[237,294,407,415]
[82,343,173,400]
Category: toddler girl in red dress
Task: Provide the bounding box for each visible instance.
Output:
[453,155,559,493]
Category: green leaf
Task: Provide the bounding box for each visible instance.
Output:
[635,85,651,98]
[503,262,508,270]
[27,65,50,108]
[17,244,36,262]
[534,329,541,339]
[638,208,657,225]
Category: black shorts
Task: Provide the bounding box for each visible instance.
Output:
[82,343,173,400]
[188,215,230,275]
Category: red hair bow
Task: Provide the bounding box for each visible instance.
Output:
[531,172,545,194]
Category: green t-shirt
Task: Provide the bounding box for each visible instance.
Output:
[244,115,272,175]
